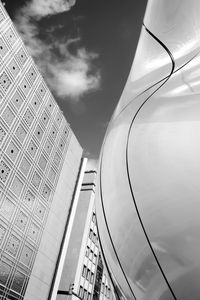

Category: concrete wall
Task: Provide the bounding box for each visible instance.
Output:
[58,181,91,293]
[24,135,83,300]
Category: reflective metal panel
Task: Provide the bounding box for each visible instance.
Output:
[96,0,200,299]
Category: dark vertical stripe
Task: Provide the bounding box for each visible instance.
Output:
[99,155,137,300]
[125,25,177,300]
[143,23,175,73]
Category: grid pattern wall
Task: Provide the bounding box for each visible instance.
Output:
[78,211,116,300]
[100,274,112,300]
[78,212,99,300]
[0,4,71,300]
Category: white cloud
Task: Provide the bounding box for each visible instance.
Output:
[47,48,101,99]
[20,0,76,20]
[13,0,101,101]
[14,14,45,58]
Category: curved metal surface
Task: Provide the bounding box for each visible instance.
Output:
[96,0,200,299]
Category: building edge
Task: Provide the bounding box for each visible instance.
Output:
[48,157,88,300]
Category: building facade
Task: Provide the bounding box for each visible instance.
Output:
[56,170,116,300]
[96,0,200,299]
[0,3,85,300]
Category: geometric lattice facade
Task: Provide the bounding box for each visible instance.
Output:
[0,3,82,300]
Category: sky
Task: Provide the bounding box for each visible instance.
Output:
[3,0,147,167]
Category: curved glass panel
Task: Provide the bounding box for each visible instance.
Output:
[113,27,172,118]
[144,0,200,70]
[96,0,200,299]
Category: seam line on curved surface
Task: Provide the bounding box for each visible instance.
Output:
[126,25,177,300]
[96,221,121,300]
[99,157,137,300]
[98,24,177,300]
[143,23,175,74]
[111,49,200,125]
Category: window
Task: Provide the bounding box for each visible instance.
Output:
[89,250,93,261]
[82,265,87,278]
[87,293,91,300]
[86,269,90,281]
[90,272,94,284]
[93,233,97,244]
[83,289,87,300]
[79,286,83,298]
[107,288,110,298]
[93,253,97,264]
[105,286,108,297]
[89,229,93,240]
[92,212,96,224]
[86,246,90,257]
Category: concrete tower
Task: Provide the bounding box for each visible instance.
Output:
[0,3,85,300]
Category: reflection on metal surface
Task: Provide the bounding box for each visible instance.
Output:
[96,0,200,299]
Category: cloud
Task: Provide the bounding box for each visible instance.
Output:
[19,0,76,20]
[47,48,101,99]
[13,0,101,101]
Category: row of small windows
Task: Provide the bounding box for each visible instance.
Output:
[85,246,97,264]
[101,283,111,299]
[79,286,91,300]
[82,265,95,284]
[89,229,98,244]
